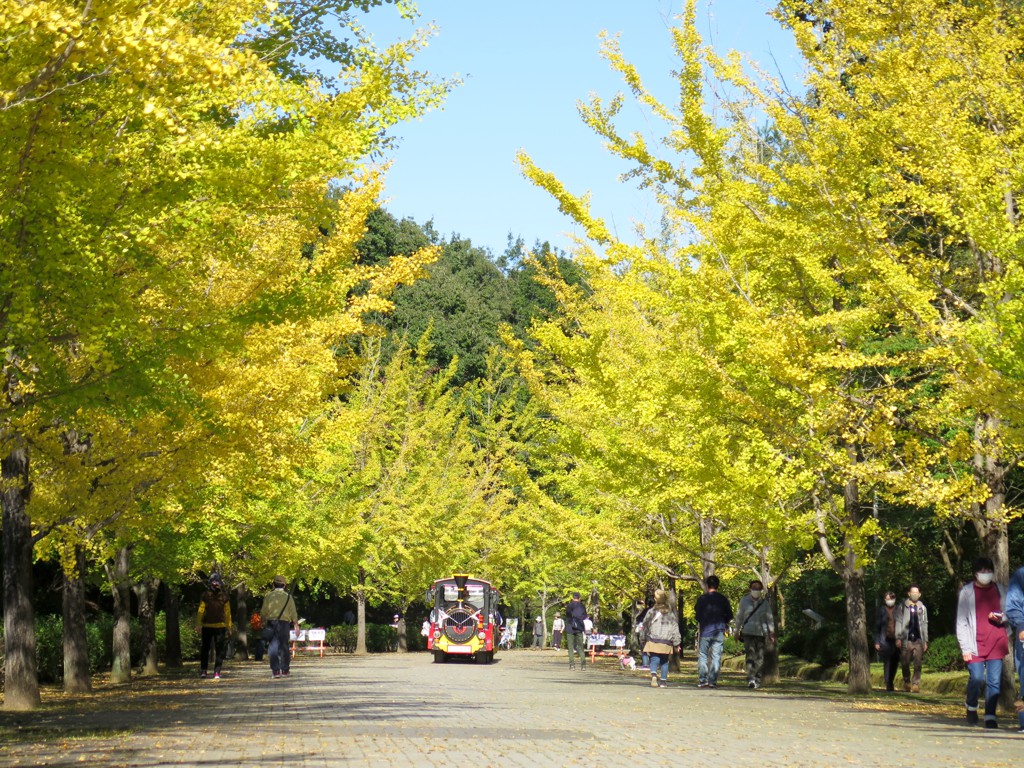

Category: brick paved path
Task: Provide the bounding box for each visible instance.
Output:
[1,650,1021,767]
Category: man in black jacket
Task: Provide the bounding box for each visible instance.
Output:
[695,575,733,688]
[565,592,588,670]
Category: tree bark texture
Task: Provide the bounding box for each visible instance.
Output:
[234,585,249,661]
[842,475,872,694]
[62,545,91,693]
[355,570,367,655]
[2,440,40,710]
[133,576,160,676]
[106,546,132,684]
[163,584,182,668]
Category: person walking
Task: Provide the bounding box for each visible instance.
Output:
[874,591,900,692]
[895,584,928,693]
[532,617,544,649]
[551,613,564,649]
[641,589,682,688]
[261,575,299,680]
[735,579,775,689]
[956,557,1009,728]
[695,575,733,689]
[565,592,588,670]
[196,573,231,680]
[1002,563,1024,733]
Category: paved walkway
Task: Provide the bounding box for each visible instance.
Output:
[1,651,1021,767]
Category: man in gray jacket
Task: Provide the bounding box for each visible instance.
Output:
[735,579,775,689]
[895,584,928,693]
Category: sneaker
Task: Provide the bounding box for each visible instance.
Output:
[213,673,221,680]
[910,683,920,693]
[748,680,756,689]
[697,682,708,688]
[658,681,667,688]
[282,670,290,677]
[966,710,979,725]
[273,671,282,679]
[985,719,998,729]
[199,671,208,679]
[569,664,576,671]
[903,682,911,692]
[650,676,659,688]
[708,683,718,689]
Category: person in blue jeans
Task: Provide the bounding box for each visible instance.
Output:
[260,575,299,679]
[641,590,682,688]
[956,557,1008,728]
[695,575,733,688]
[1002,563,1024,732]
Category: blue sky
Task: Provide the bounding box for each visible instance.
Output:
[357,1,804,256]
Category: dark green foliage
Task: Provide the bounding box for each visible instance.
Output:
[356,210,583,385]
[722,633,743,656]
[778,623,851,667]
[924,635,964,672]
[21,612,201,684]
[325,625,357,652]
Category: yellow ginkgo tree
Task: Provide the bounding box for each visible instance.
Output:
[0,0,446,708]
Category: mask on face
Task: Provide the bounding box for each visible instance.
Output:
[885,599,896,607]
[908,594,920,603]
[976,572,994,585]
[750,590,763,600]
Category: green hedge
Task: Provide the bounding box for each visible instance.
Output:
[1,612,203,684]
[323,623,429,653]
[924,634,964,672]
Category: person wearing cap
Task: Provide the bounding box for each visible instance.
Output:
[261,575,299,679]
[196,573,231,680]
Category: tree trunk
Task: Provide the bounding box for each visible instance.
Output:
[62,545,92,693]
[762,583,781,684]
[164,584,182,667]
[106,546,133,684]
[539,586,550,648]
[843,565,871,693]
[842,474,872,694]
[133,576,160,676]
[355,570,368,655]
[668,577,681,672]
[2,440,40,710]
[234,584,249,660]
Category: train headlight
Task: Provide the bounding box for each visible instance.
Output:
[478,631,486,640]
[433,630,441,639]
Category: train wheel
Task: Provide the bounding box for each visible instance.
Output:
[433,650,447,664]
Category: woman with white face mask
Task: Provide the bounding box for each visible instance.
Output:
[955,556,1009,728]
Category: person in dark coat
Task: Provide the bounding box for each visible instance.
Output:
[566,592,588,670]
[695,575,733,688]
[874,591,900,692]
